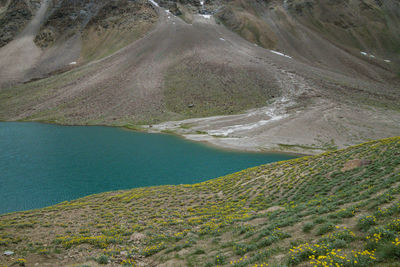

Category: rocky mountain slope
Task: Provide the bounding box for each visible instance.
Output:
[0,137,399,266]
[0,0,40,47]
[0,0,157,87]
[0,0,399,153]
[217,0,400,68]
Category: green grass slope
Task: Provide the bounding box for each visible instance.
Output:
[1,137,400,266]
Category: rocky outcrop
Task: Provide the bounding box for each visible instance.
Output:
[0,0,34,47]
[86,0,156,31]
[34,0,157,48]
[34,0,104,47]
[0,0,9,8]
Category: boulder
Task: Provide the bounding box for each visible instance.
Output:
[4,250,14,256]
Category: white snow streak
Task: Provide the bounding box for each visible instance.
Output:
[270,50,292,59]
[360,51,375,58]
[200,14,211,19]
[283,0,288,9]
[148,0,159,7]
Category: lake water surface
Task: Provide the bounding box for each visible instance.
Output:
[0,122,296,214]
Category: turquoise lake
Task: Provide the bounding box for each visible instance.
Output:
[0,122,296,214]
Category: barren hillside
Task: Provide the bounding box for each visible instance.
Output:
[0,0,399,153]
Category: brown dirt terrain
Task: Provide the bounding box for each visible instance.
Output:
[0,0,399,153]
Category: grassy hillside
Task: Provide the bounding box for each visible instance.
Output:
[0,137,399,266]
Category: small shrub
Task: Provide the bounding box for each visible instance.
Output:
[121,258,137,267]
[319,227,356,243]
[96,255,109,264]
[13,259,26,267]
[234,243,256,255]
[142,242,165,256]
[192,248,205,255]
[236,225,255,235]
[316,223,334,235]
[365,240,379,251]
[288,243,328,265]
[215,254,225,265]
[377,238,400,261]
[290,239,305,247]
[336,207,357,218]
[331,238,347,249]
[302,222,314,233]
[357,215,377,231]
[313,217,326,224]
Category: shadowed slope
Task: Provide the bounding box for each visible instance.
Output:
[216,0,400,74]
